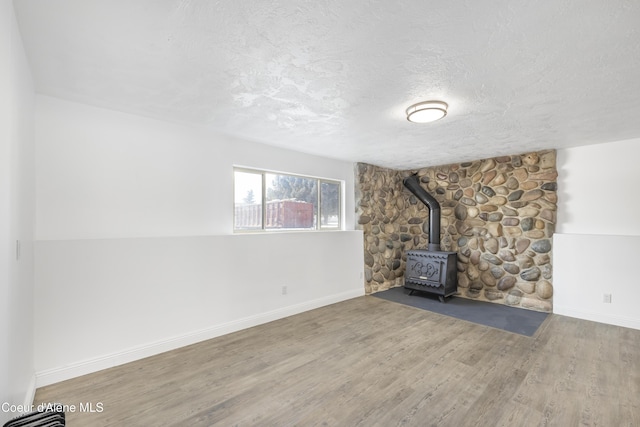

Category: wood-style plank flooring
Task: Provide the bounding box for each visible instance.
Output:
[34,296,640,426]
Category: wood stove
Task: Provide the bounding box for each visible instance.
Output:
[403,174,458,302]
[404,250,457,302]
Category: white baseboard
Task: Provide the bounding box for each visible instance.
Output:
[23,374,36,407]
[553,306,640,331]
[35,288,364,388]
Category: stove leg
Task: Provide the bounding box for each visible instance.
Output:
[438,295,445,303]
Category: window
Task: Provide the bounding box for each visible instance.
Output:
[234,168,342,232]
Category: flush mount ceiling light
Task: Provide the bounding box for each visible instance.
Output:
[406,100,448,123]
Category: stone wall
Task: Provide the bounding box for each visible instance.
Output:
[355,150,557,312]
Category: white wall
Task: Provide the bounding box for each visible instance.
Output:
[35,232,364,386]
[36,96,356,240]
[34,97,364,386]
[554,138,640,329]
[0,0,36,423]
[556,138,640,235]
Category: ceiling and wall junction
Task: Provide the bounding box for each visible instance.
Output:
[14,0,640,169]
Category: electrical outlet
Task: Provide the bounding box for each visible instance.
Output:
[603,293,612,303]
[281,286,288,295]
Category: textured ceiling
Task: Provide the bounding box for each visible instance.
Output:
[14,0,640,169]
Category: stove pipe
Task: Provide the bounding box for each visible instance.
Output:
[403,174,441,251]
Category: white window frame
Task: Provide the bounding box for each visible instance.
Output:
[233,167,343,232]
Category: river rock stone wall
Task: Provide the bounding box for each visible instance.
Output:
[355,150,557,312]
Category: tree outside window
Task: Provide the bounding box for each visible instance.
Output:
[234,168,341,232]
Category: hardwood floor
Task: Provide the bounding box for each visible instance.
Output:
[34,296,640,426]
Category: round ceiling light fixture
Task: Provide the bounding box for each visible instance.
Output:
[406,100,448,123]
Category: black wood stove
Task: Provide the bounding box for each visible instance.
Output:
[404,250,457,302]
[403,174,458,302]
